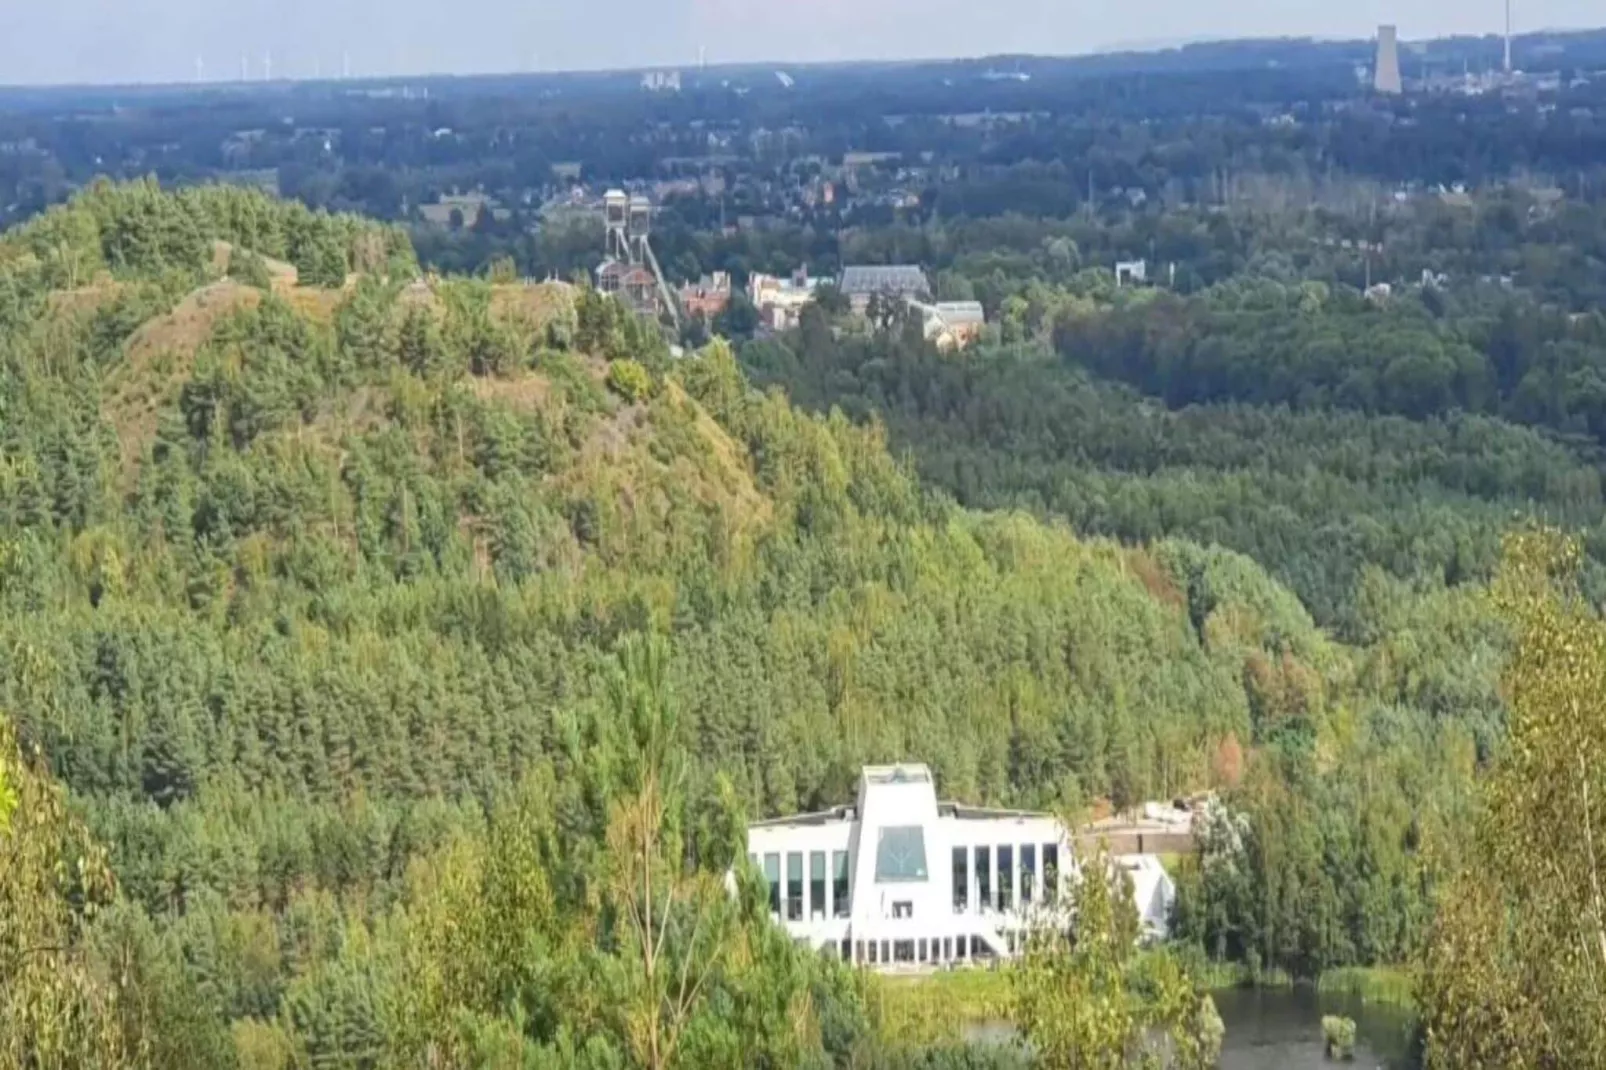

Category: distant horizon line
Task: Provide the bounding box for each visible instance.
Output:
[1,23,1600,95]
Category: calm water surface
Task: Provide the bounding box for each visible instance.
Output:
[1213,988,1417,1070]
[964,987,1418,1069]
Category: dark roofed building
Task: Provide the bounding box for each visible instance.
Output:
[840,264,931,313]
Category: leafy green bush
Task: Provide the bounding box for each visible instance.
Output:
[606,357,654,402]
[1322,1015,1357,1060]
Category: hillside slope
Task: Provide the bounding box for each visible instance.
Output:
[0,185,1495,1063]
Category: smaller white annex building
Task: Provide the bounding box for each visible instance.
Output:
[744,764,1176,970]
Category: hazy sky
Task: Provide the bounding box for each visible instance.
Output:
[1,0,1600,86]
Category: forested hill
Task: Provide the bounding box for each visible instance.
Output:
[3,184,1491,1061]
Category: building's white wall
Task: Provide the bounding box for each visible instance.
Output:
[743,766,1174,969]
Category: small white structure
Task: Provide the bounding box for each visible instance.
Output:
[744,764,1175,970]
[1115,259,1148,286]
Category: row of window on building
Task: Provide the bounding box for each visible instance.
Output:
[749,842,1062,922]
[951,842,1061,916]
[820,934,1019,966]
[752,850,853,922]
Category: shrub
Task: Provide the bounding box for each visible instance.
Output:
[606,358,654,403]
[1322,1015,1356,1060]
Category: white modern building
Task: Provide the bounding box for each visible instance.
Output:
[744,763,1177,970]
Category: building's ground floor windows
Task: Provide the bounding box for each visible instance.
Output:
[894,940,915,963]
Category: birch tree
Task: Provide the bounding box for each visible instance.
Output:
[1417,529,1606,1068]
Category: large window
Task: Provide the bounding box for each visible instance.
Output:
[975,846,992,912]
[764,853,781,916]
[833,851,851,917]
[786,852,804,921]
[1043,843,1060,903]
[810,852,827,920]
[874,826,929,882]
[1021,844,1037,905]
[998,846,1014,912]
[952,846,969,913]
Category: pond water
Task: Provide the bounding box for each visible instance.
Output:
[1213,987,1418,1070]
[963,987,1419,1069]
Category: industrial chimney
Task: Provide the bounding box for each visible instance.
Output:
[1374,24,1403,94]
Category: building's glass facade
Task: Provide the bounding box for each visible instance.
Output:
[764,853,781,916]
[810,851,827,920]
[832,851,851,917]
[786,852,804,920]
[874,825,929,882]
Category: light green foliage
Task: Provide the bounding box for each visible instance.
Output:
[608,357,655,402]
[1012,848,1222,1069]
[0,716,125,1068]
[0,767,14,833]
[1321,1015,1357,1060]
[1416,530,1606,1069]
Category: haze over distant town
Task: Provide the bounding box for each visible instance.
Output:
[5,0,1603,86]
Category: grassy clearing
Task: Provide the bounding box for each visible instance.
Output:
[1316,966,1415,1008]
[874,968,1012,1045]
[1190,958,1414,1009]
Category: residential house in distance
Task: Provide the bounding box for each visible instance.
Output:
[678,272,732,321]
[839,264,932,316]
[911,300,987,351]
[743,763,1177,970]
[749,268,833,331]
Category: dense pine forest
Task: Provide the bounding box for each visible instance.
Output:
[1,181,1602,1066]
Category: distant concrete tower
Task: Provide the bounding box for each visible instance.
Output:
[1504,0,1513,73]
[1374,25,1402,94]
